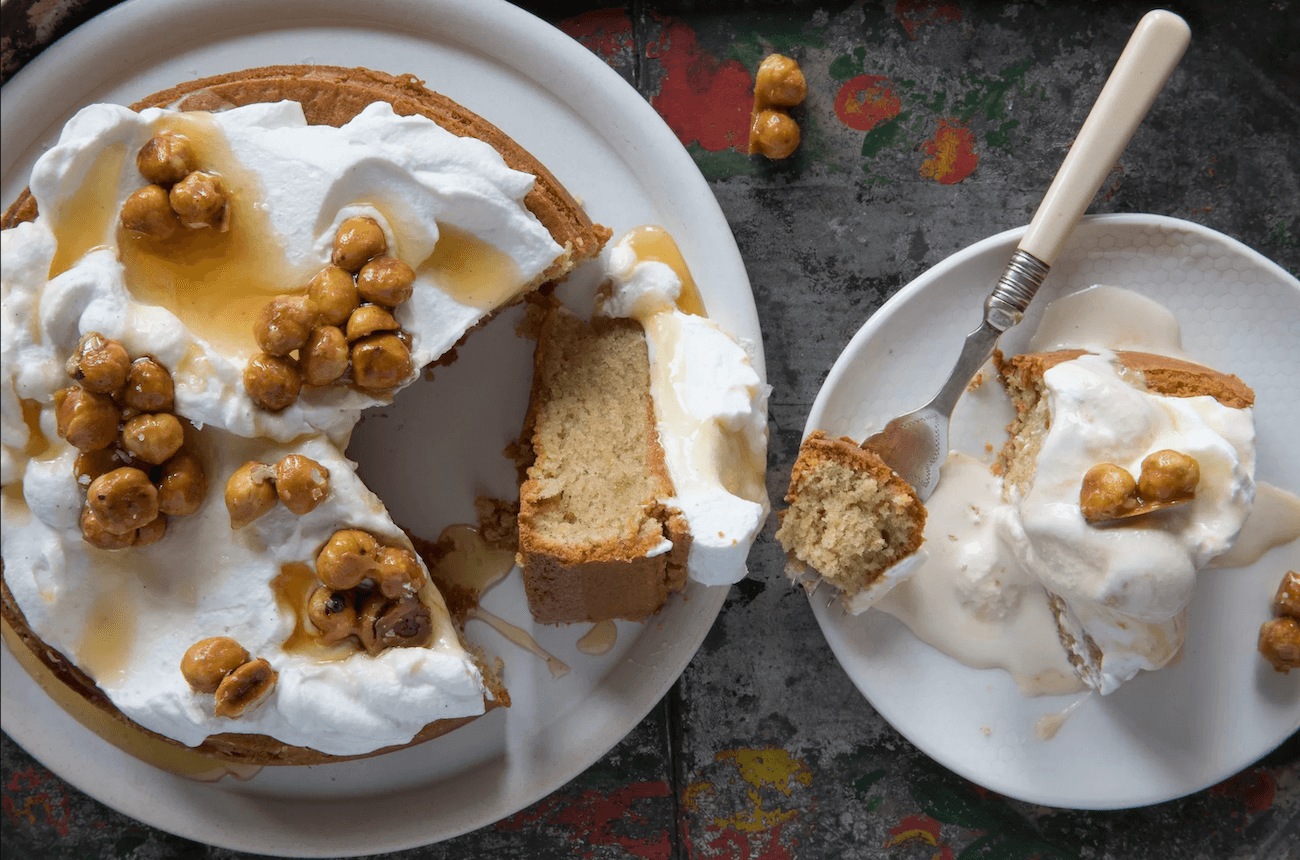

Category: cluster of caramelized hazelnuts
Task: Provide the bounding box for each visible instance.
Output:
[243,216,416,412]
[120,132,227,238]
[223,454,331,529]
[305,530,433,655]
[1259,571,1300,673]
[749,54,807,160]
[56,333,207,549]
[180,637,276,719]
[1078,449,1201,524]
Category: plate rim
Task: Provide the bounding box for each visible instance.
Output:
[802,212,1300,810]
[0,0,751,853]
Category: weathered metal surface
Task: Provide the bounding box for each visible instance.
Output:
[3,1,1298,858]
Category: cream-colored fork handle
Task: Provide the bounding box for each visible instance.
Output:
[1018,10,1190,266]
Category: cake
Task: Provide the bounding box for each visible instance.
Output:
[775,431,926,610]
[0,66,611,763]
[517,227,770,623]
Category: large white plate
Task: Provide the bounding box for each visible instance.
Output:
[806,214,1300,809]
[0,0,762,853]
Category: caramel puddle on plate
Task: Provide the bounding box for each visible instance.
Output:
[414,524,570,679]
[2,620,260,781]
[576,620,617,656]
[622,224,707,316]
[271,562,355,662]
[1034,692,1093,741]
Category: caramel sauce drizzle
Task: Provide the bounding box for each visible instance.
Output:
[417,223,522,310]
[622,224,707,317]
[270,562,354,662]
[47,142,127,279]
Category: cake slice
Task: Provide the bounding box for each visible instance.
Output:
[517,306,690,623]
[776,431,926,610]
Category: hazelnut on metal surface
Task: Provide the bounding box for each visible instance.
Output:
[356,256,415,307]
[181,636,250,693]
[274,454,330,515]
[121,184,180,239]
[86,467,159,535]
[67,332,130,395]
[1137,449,1200,502]
[306,266,360,327]
[1079,463,1139,523]
[750,109,801,160]
[351,333,412,391]
[331,216,387,273]
[254,295,316,357]
[307,587,357,645]
[224,461,277,529]
[136,133,196,187]
[122,357,175,413]
[157,450,207,517]
[57,387,119,451]
[316,529,381,590]
[213,658,277,718]
[300,326,349,387]
[243,353,301,412]
[754,54,807,107]
[80,505,137,550]
[169,171,227,229]
[120,412,185,465]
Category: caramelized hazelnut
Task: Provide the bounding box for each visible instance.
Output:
[213,657,277,718]
[56,388,119,451]
[316,529,381,590]
[374,596,433,651]
[1274,571,1300,619]
[181,636,250,693]
[300,326,349,386]
[225,461,278,529]
[122,357,175,412]
[169,171,226,229]
[750,109,800,159]
[1259,617,1300,674]
[121,184,180,239]
[755,54,807,107]
[254,295,316,357]
[345,305,400,342]
[307,587,356,645]
[243,353,301,412]
[158,450,207,517]
[356,591,389,655]
[136,133,196,187]
[120,412,184,465]
[1079,463,1139,523]
[274,454,330,515]
[134,513,168,547]
[306,265,360,327]
[87,467,159,534]
[1137,450,1200,502]
[331,216,387,273]
[74,448,126,488]
[351,333,412,391]
[67,332,130,394]
[80,505,136,550]
[375,546,426,600]
[356,256,415,307]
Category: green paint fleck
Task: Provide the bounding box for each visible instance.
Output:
[830,53,859,81]
[985,119,1021,148]
[851,768,887,800]
[1267,219,1297,248]
[865,796,884,812]
[723,22,828,69]
[861,110,911,158]
[687,143,756,179]
[955,59,1033,123]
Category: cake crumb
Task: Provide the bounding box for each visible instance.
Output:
[475,496,520,552]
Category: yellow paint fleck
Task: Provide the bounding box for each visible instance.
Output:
[714,747,812,796]
[683,780,714,812]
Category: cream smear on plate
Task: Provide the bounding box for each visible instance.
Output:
[870,286,1297,695]
[1,99,566,755]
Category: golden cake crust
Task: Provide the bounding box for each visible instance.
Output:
[0,65,621,765]
[998,349,1255,409]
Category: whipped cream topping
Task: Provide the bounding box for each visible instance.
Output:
[864,286,1268,695]
[598,230,770,587]
[2,99,567,754]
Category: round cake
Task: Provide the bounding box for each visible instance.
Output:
[0,66,611,764]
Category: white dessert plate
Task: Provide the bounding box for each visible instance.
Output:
[806,213,1300,810]
[0,0,761,854]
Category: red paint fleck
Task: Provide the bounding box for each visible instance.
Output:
[887,813,943,844]
[647,21,754,152]
[497,781,672,860]
[893,0,963,40]
[919,119,978,184]
[2,765,73,837]
[834,75,902,132]
[1210,769,1275,814]
[558,9,634,63]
